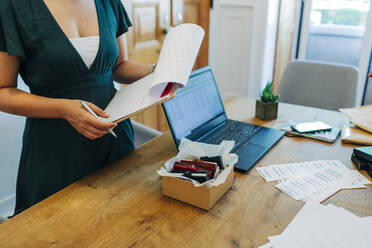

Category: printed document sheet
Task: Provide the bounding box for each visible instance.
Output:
[257,160,371,203]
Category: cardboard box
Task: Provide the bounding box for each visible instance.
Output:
[162,166,234,210]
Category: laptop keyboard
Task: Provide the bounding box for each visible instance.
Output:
[200,120,262,151]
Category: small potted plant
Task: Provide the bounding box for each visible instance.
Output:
[255,82,279,120]
[160,26,171,45]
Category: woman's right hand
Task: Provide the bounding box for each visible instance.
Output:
[60,99,117,140]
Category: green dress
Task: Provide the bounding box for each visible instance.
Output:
[0,0,135,215]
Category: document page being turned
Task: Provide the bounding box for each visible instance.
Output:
[103,24,205,123]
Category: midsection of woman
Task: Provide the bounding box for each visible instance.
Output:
[0,0,152,215]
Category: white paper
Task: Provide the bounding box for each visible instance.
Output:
[150,24,205,97]
[275,167,351,200]
[103,73,155,122]
[103,24,205,122]
[257,160,371,203]
[340,105,372,133]
[301,179,365,204]
[300,169,370,203]
[267,203,372,248]
[363,216,372,225]
[256,160,349,182]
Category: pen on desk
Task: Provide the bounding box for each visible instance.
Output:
[79,100,118,139]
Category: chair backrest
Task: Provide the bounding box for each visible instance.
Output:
[278,60,359,111]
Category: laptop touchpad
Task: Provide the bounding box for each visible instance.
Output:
[248,128,281,148]
[235,143,266,171]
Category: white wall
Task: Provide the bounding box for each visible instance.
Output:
[209,0,279,98]
[210,0,254,97]
[0,77,28,217]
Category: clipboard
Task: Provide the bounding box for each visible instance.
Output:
[112,85,179,123]
[101,24,205,124]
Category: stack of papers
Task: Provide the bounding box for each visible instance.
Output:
[260,203,372,248]
[257,160,371,203]
[341,126,372,145]
[339,105,372,145]
[340,105,372,133]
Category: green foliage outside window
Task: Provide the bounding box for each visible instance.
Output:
[316,9,368,26]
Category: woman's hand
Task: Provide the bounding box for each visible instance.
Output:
[369,71,372,77]
[60,99,117,140]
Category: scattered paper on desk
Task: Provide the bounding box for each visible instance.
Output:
[257,160,371,203]
[340,105,372,133]
[256,160,348,182]
[276,167,350,200]
[341,126,372,145]
[363,216,372,224]
[262,203,372,248]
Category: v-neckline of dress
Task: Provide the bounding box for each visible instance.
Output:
[39,0,103,73]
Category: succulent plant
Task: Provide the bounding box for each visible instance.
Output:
[260,82,279,103]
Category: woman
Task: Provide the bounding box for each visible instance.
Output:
[0,0,152,214]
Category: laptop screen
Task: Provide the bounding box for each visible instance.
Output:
[162,67,226,146]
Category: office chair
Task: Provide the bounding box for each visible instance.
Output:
[131,120,162,148]
[278,60,359,111]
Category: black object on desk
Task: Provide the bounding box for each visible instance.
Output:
[351,154,371,170]
[351,147,372,178]
[183,171,210,183]
[354,146,372,162]
[200,156,224,170]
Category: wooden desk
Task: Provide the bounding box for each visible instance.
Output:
[0,98,371,248]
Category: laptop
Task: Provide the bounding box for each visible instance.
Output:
[162,66,285,172]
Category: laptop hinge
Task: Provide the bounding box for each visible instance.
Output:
[186,113,227,141]
[196,120,226,142]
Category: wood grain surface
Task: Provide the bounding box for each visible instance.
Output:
[0,97,371,248]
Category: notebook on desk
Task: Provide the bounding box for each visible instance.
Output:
[162,67,285,172]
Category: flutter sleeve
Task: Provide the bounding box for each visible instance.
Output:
[0,0,25,59]
[115,0,133,37]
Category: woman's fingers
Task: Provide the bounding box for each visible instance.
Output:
[80,102,116,130]
[81,129,104,140]
[84,123,108,137]
[86,102,110,118]
[85,114,117,130]
[369,71,372,77]
[64,99,117,140]
[77,122,108,140]
[81,102,116,139]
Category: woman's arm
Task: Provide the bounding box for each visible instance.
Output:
[112,34,153,84]
[0,52,116,140]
